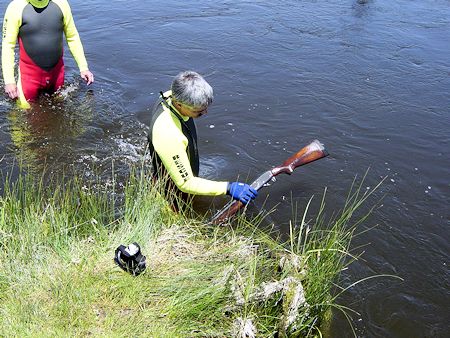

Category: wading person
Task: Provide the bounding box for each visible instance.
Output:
[2,0,94,109]
[148,70,257,210]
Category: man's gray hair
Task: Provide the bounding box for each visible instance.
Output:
[171,71,213,108]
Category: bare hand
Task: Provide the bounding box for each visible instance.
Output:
[5,83,18,99]
[80,70,94,85]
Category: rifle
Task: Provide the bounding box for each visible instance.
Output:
[211,139,329,224]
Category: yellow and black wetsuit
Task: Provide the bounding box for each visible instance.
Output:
[2,0,88,108]
[149,91,228,200]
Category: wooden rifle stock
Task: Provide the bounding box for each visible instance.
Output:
[211,140,329,224]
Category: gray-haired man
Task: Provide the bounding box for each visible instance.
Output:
[148,71,257,209]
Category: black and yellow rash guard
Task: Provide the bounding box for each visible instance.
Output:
[149,91,228,196]
[2,0,88,85]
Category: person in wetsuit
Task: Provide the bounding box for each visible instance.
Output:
[148,71,257,209]
[2,0,94,109]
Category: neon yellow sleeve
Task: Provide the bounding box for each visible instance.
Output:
[152,111,228,196]
[1,0,26,85]
[54,0,89,72]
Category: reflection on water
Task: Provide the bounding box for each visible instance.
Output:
[7,89,91,169]
[0,0,449,336]
[1,75,149,184]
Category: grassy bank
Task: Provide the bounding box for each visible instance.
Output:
[0,169,381,337]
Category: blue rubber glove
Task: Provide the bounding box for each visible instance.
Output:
[227,182,258,204]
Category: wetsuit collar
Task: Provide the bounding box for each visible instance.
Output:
[160,90,189,122]
[28,0,50,9]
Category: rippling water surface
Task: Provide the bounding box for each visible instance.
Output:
[1,0,449,336]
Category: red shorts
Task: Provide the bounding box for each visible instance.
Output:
[19,39,65,102]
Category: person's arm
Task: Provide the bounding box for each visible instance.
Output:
[54,0,93,84]
[152,113,228,196]
[2,1,24,97]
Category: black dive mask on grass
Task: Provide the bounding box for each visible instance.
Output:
[114,242,147,276]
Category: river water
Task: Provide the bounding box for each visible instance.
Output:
[0,0,449,336]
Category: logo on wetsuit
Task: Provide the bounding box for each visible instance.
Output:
[2,19,7,39]
[173,155,189,182]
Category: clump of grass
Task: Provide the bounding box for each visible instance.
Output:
[0,167,386,337]
[284,174,385,336]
